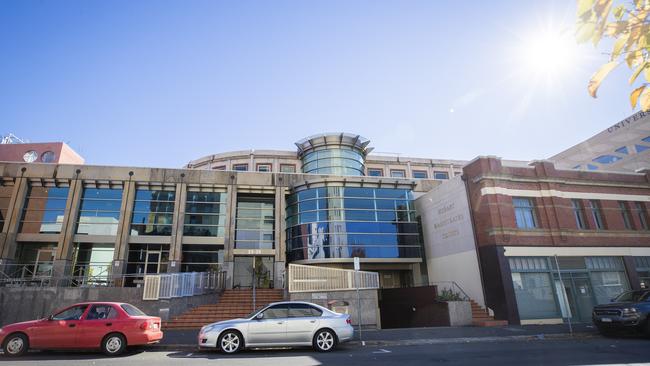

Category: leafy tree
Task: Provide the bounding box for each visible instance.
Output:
[577,0,650,109]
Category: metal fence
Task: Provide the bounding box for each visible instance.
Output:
[288,263,380,293]
[142,271,226,300]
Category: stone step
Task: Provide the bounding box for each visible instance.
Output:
[472,319,509,327]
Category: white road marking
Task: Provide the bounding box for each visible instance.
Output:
[372,349,392,354]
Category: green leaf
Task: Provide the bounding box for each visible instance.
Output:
[631,85,646,108]
[588,61,619,97]
[630,61,648,84]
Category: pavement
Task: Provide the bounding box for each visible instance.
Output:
[156,323,599,349]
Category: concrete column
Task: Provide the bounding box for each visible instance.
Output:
[222,185,237,288]
[274,186,286,289]
[113,180,136,280]
[623,256,642,290]
[168,183,186,273]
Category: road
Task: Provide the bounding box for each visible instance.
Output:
[1,336,649,365]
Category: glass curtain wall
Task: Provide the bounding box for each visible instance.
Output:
[184,191,226,237]
[76,188,122,235]
[286,187,421,261]
[636,256,650,289]
[20,185,69,234]
[301,148,365,176]
[235,195,275,249]
[130,189,175,236]
[72,243,114,286]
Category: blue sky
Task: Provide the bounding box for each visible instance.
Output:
[0,0,632,168]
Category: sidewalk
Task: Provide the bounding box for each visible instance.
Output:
[155,323,598,350]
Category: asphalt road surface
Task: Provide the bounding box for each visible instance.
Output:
[1,336,649,366]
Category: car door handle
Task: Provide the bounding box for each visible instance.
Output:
[68,324,76,328]
[106,323,112,326]
[277,322,284,324]
[310,320,316,323]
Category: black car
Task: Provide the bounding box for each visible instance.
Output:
[592,290,650,336]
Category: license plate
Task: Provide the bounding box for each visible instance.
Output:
[601,317,612,323]
[153,323,159,329]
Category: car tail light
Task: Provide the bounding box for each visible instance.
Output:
[346,317,352,325]
[140,321,150,330]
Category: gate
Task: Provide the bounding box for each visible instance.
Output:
[379,285,448,328]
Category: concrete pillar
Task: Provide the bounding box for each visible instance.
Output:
[623,256,642,290]
[168,183,186,273]
[274,186,286,289]
[113,180,136,282]
[222,184,237,288]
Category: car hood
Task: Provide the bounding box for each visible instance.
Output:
[2,319,46,330]
[206,318,248,328]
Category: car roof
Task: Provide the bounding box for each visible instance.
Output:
[65,302,129,307]
[264,301,331,310]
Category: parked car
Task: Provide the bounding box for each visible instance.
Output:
[592,289,650,336]
[0,302,163,357]
[198,301,354,353]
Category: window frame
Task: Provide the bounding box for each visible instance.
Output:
[513,197,538,229]
[232,164,249,171]
[211,165,226,170]
[588,200,606,230]
[571,199,587,230]
[412,170,428,179]
[367,168,384,177]
[634,202,649,230]
[280,164,296,173]
[433,171,449,180]
[619,201,633,230]
[390,169,406,178]
[256,163,272,172]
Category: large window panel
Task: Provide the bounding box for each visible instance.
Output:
[77,188,123,235]
[20,185,69,234]
[184,191,226,237]
[511,272,560,319]
[235,195,275,249]
[130,189,175,236]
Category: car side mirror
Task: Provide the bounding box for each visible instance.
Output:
[47,315,53,321]
[255,313,264,320]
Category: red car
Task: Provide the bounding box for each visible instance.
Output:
[0,302,163,357]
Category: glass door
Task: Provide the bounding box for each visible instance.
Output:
[233,256,274,289]
[144,251,161,274]
[554,272,596,323]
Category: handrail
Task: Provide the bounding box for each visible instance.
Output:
[429,281,471,301]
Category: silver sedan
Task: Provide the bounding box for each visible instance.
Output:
[198,301,354,353]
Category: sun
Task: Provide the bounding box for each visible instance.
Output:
[519,27,578,80]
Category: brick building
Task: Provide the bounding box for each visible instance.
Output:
[463,157,650,324]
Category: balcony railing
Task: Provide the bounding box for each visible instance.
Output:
[288,263,380,293]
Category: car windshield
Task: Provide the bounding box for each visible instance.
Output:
[245,306,266,319]
[613,291,650,302]
[120,304,147,316]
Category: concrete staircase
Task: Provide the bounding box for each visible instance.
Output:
[470,300,509,327]
[163,289,285,330]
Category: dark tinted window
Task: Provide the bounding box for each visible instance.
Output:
[614,290,650,302]
[262,305,289,319]
[53,305,88,320]
[289,303,323,317]
[121,304,147,316]
[86,304,118,320]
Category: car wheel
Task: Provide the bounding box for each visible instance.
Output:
[2,333,28,357]
[218,330,243,354]
[102,333,126,356]
[313,329,337,352]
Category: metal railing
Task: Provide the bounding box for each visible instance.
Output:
[0,263,54,287]
[430,281,470,301]
[288,263,380,293]
[142,271,226,300]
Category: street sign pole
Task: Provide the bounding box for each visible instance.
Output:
[354,257,364,346]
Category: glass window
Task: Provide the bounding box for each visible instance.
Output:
[280,164,296,173]
[233,164,248,171]
[367,168,383,177]
[235,195,275,249]
[126,243,169,281]
[130,189,175,236]
[390,170,406,178]
[590,271,630,305]
[184,191,226,237]
[433,171,449,180]
[86,304,118,320]
[513,197,537,229]
[588,200,605,230]
[121,304,147,316]
[615,146,629,155]
[592,155,623,164]
[587,164,599,170]
[262,305,289,319]
[20,185,69,234]
[571,199,586,230]
[619,202,633,230]
[643,136,650,143]
[53,305,88,320]
[412,170,428,179]
[72,243,114,286]
[212,165,226,170]
[634,202,649,230]
[41,151,56,163]
[181,244,224,272]
[289,303,322,317]
[635,144,650,153]
[77,188,123,235]
[511,272,559,319]
[257,164,272,172]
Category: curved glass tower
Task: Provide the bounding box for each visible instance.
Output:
[295,133,372,176]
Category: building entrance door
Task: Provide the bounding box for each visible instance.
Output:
[233,256,274,289]
[555,272,596,323]
[144,251,161,274]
